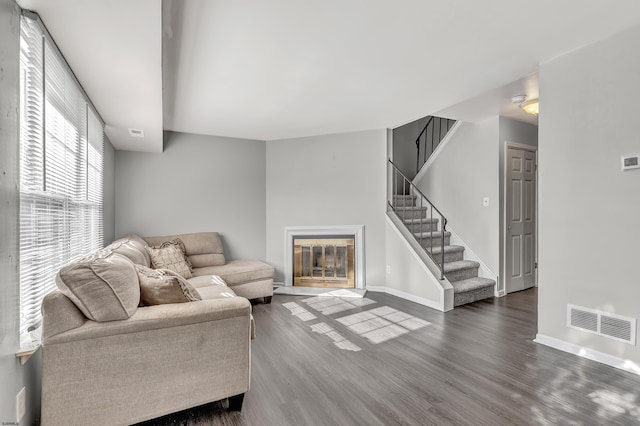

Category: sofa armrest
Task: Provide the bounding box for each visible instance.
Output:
[42,291,88,341]
[43,297,251,346]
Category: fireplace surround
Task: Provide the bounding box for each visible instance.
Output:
[284,225,365,289]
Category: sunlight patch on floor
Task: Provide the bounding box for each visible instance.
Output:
[336,306,431,344]
[302,296,376,315]
[283,296,431,349]
[310,322,362,352]
[588,389,640,419]
[282,301,317,322]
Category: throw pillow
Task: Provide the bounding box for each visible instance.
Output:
[161,238,193,268]
[145,239,193,278]
[56,249,140,322]
[135,265,202,305]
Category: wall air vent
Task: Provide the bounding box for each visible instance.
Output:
[567,304,636,345]
[129,128,145,138]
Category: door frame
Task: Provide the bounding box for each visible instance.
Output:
[503,141,538,293]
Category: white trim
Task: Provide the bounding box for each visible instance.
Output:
[447,226,498,294]
[283,225,366,288]
[273,281,285,287]
[412,121,462,184]
[367,286,445,312]
[503,141,538,295]
[534,334,640,376]
[497,289,506,297]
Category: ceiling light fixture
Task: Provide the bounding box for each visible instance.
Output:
[520,98,539,115]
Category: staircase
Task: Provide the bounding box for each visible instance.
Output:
[391,193,495,307]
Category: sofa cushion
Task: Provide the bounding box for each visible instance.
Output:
[56,249,140,322]
[107,238,150,267]
[146,241,192,279]
[196,285,238,300]
[135,265,201,305]
[187,274,228,289]
[145,232,225,267]
[191,259,275,285]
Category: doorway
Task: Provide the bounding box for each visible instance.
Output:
[505,143,537,293]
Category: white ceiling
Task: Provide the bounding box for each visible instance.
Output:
[16,0,640,151]
[16,0,162,152]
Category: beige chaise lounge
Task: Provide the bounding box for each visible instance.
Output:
[40,232,274,425]
[144,232,275,303]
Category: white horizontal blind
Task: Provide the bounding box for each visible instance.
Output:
[19,15,104,335]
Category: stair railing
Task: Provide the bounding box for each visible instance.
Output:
[388,159,447,280]
[415,116,456,174]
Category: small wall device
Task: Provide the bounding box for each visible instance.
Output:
[621,154,639,171]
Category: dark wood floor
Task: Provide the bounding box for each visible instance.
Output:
[139,289,640,425]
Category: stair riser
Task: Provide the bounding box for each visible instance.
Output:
[393,200,416,207]
[392,199,417,207]
[454,286,495,307]
[446,266,479,283]
[434,250,464,264]
[396,209,427,220]
[404,222,439,232]
[417,235,451,248]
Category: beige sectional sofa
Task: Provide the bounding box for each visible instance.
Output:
[40,232,275,426]
[145,232,274,303]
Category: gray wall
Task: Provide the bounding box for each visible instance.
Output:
[392,115,431,179]
[415,117,500,273]
[538,25,640,363]
[103,136,116,245]
[265,129,387,284]
[385,219,443,305]
[115,131,267,260]
[498,117,538,292]
[0,1,42,424]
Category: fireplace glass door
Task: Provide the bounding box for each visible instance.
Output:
[293,237,355,288]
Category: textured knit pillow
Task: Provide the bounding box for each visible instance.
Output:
[156,238,192,267]
[145,239,192,278]
[135,265,201,305]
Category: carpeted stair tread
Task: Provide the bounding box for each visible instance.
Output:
[414,231,451,238]
[403,218,439,224]
[427,245,465,255]
[395,206,428,211]
[451,277,495,294]
[442,260,480,273]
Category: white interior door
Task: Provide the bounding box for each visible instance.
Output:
[506,146,536,293]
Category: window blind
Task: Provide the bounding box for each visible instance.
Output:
[19,14,104,336]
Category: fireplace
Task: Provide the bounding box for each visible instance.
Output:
[284,225,365,289]
[293,237,355,288]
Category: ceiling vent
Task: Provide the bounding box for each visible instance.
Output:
[567,304,636,345]
[128,128,145,138]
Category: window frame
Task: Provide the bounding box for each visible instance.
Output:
[19,11,106,345]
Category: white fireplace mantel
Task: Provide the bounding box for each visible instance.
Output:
[283,225,365,289]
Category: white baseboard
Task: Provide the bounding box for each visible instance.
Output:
[273,281,285,287]
[366,286,444,312]
[534,334,640,376]
[497,289,506,297]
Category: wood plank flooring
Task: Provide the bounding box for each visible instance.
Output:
[137,289,640,425]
